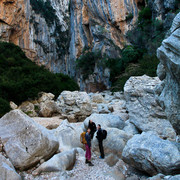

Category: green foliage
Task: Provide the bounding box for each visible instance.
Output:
[0,42,79,117]
[126,13,133,21]
[30,0,56,27]
[0,98,11,117]
[138,7,152,23]
[76,51,102,79]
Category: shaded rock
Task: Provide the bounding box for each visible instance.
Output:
[123,120,139,135]
[124,75,176,140]
[92,128,132,157]
[91,93,105,103]
[0,110,59,170]
[97,104,111,114]
[122,132,180,176]
[164,175,180,180]
[38,92,55,103]
[33,117,62,129]
[84,113,125,130]
[156,13,180,135]
[32,149,76,175]
[39,100,57,117]
[0,154,21,180]
[53,120,84,151]
[18,101,37,117]
[56,91,92,122]
[105,154,119,167]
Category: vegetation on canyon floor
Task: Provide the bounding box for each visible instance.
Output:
[0,42,79,117]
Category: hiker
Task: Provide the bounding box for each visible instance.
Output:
[88,120,96,139]
[85,128,94,166]
[96,124,105,159]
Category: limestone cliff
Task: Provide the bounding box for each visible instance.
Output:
[68,0,145,91]
[0,0,69,73]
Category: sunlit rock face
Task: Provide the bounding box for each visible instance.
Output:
[0,0,70,73]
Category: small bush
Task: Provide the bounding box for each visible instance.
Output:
[138,7,152,22]
[126,13,133,21]
[76,51,102,79]
[0,98,11,117]
[0,42,79,116]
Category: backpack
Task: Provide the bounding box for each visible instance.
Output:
[102,129,107,139]
[80,132,87,144]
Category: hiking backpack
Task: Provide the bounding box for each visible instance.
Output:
[102,129,107,139]
[80,132,87,144]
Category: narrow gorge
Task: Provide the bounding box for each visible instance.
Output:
[0,0,180,180]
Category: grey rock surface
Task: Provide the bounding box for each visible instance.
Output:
[124,75,176,140]
[122,132,180,176]
[156,13,180,135]
[0,110,59,170]
[0,154,21,180]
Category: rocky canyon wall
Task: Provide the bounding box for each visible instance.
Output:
[68,0,145,91]
[156,13,180,135]
[0,0,69,73]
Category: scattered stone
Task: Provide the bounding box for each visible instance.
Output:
[18,101,38,117]
[91,93,105,103]
[124,75,176,140]
[0,110,59,170]
[33,116,62,129]
[56,91,92,122]
[53,120,84,151]
[0,154,21,180]
[105,154,119,167]
[122,132,180,176]
[32,149,76,175]
[10,101,18,110]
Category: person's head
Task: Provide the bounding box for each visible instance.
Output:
[89,120,93,124]
[87,128,91,134]
[97,124,101,130]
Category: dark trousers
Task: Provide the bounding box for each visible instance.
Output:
[90,131,95,139]
[98,140,104,158]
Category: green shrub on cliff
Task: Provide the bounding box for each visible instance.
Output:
[76,51,102,79]
[0,42,79,117]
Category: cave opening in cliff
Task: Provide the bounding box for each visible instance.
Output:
[137,0,145,10]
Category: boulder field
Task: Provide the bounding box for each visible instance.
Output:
[0,13,180,180]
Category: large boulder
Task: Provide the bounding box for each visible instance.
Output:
[18,101,37,117]
[53,120,84,151]
[0,110,59,170]
[84,113,125,130]
[0,154,21,180]
[32,149,76,175]
[92,128,132,157]
[122,132,180,176]
[56,91,92,122]
[39,100,57,117]
[124,75,176,140]
[156,13,180,134]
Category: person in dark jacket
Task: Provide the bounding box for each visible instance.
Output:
[96,124,104,159]
[85,128,94,166]
[88,120,96,139]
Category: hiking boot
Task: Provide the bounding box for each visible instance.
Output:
[88,162,94,166]
[85,159,89,164]
[99,156,104,159]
